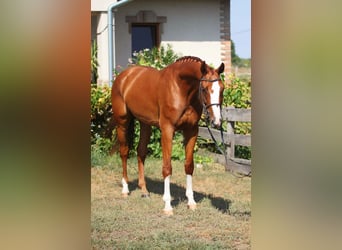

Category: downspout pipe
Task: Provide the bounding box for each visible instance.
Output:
[107,0,134,86]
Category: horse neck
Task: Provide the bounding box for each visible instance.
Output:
[175,61,202,81]
[175,70,201,102]
[162,61,203,101]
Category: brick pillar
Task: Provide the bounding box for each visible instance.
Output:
[220,0,231,78]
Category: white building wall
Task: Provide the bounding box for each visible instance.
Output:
[95,13,110,85]
[116,0,221,66]
[92,0,222,84]
[91,0,118,11]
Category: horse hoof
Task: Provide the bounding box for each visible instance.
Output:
[187,204,197,211]
[122,193,129,198]
[163,209,174,216]
[141,193,150,198]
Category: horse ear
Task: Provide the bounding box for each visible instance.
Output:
[217,63,225,74]
[200,61,208,75]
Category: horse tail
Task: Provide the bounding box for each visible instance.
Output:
[106,115,136,155]
[127,117,135,151]
[105,116,116,138]
[105,116,118,155]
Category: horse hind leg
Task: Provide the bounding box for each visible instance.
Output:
[137,122,151,197]
[116,118,134,197]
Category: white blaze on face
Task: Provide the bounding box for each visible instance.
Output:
[210,81,221,126]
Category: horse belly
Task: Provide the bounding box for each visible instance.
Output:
[126,90,159,126]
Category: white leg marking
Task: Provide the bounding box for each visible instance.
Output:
[210,81,221,126]
[163,175,173,212]
[186,175,196,207]
[122,178,129,194]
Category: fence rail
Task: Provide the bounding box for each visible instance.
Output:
[198,107,251,175]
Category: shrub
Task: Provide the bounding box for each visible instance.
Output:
[131,44,180,70]
[223,74,251,109]
[223,74,251,159]
[91,85,114,161]
[91,40,99,83]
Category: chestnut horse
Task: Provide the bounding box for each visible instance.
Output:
[110,56,225,215]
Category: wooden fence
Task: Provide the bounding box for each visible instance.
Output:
[198,107,251,175]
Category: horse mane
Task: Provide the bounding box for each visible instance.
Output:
[175,56,203,64]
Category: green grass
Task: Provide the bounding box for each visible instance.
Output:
[91,154,251,249]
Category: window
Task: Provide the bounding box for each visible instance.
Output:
[131,24,159,54]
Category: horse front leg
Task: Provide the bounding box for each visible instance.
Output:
[183,126,199,210]
[161,124,175,215]
[137,122,151,197]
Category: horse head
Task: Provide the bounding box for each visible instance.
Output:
[199,61,225,128]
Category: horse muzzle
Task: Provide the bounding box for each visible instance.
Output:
[206,103,221,128]
[211,118,221,129]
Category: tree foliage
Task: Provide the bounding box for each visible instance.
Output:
[131,44,180,70]
[231,40,251,67]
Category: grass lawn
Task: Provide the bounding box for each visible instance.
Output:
[91,155,251,249]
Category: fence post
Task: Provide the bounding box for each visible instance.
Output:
[227,120,235,160]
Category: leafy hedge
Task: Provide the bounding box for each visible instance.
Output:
[90,85,114,165]
[132,44,179,70]
[223,74,251,159]
[91,85,112,140]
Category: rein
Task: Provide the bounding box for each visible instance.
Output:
[199,78,247,178]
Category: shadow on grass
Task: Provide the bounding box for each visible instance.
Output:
[128,177,232,214]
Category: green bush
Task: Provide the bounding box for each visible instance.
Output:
[90,85,112,140]
[91,85,114,163]
[223,74,251,159]
[132,44,180,70]
[223,74,251,109]
[91,40,99,83]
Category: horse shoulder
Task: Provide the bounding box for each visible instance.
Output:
[175,105,201,128]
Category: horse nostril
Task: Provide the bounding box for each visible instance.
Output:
[211,120,221,129]
[211,119,221,128]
